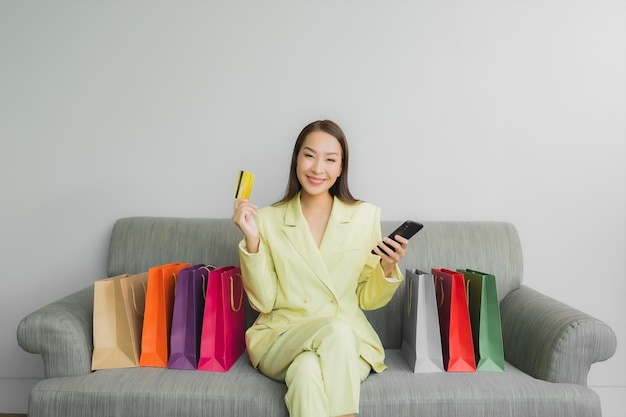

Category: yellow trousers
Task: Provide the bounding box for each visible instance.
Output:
[258,318,372,417]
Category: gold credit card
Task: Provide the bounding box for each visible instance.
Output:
[234,170,255,199]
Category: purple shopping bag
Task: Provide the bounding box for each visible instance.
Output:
[167,264,215,370]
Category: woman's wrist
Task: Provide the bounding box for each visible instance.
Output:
[246,236,260,254]
[381,261,396,279]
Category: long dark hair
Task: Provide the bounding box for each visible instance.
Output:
[275,120,359,205]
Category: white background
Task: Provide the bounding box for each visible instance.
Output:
[1,0,624,414]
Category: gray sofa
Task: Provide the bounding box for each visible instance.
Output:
[17,217,617,417]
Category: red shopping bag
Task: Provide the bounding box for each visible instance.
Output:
[198,266,246,372]
[432,268,476,372]
[139,262,190,368]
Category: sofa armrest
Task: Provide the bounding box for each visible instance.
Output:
[500,285,616,385]
[17,286,94,378]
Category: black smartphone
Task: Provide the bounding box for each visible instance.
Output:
[371,220,424,255]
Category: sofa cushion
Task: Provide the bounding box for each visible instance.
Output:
[27,350,600,417]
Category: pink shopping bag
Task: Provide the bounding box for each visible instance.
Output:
[198,266,246,372]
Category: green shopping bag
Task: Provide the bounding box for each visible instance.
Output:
[458,269,505,372]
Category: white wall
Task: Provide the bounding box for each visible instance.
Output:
[1,0,624,414]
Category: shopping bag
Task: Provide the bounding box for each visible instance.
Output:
[458,269,505,372]
[400,269,445,373]
[139,262,190,368]
[432,268,476,372]
[92,272,148,370]
[168,264,215,370]
[198,266,246,372]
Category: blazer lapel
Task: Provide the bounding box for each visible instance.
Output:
[319,198,352,264]
[281,195,352,296]
[281,196,329,285]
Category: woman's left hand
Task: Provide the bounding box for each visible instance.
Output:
[372,235,409,277]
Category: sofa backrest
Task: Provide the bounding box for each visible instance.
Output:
[107,217,523,349]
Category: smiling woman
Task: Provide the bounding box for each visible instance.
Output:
[231,120,410,417]
[277,120,358,206]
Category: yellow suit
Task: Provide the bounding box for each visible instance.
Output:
[238,193,403,373]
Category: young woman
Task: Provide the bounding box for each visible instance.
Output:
[232,120,409,417]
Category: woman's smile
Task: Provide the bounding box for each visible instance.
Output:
[306,176,326,186]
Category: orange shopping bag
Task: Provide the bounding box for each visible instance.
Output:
[139,262,190,367]
[198,266,246,372]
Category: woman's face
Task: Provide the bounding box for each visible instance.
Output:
[296,130,343,199]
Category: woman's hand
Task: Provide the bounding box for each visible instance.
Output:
[372,235,409,277]
[232,198,260,253]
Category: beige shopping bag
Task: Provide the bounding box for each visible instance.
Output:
[92,272,148,370]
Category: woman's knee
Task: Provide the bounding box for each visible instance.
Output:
[313,319,360,352]
[285,351,322,386]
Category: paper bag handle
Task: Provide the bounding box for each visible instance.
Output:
[230,273,244,312]
[130,279,147,316]
[436,276,444,308]
[406,279,413,317]
[198,265,216,301]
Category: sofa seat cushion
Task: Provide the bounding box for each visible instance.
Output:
[370,350,601,416]
[28,350,601,417]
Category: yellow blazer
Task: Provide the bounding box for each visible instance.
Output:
[238,194,403,372]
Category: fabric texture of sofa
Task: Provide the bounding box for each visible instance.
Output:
[17,217,617,417]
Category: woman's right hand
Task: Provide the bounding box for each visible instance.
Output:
[232,198,260,253]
